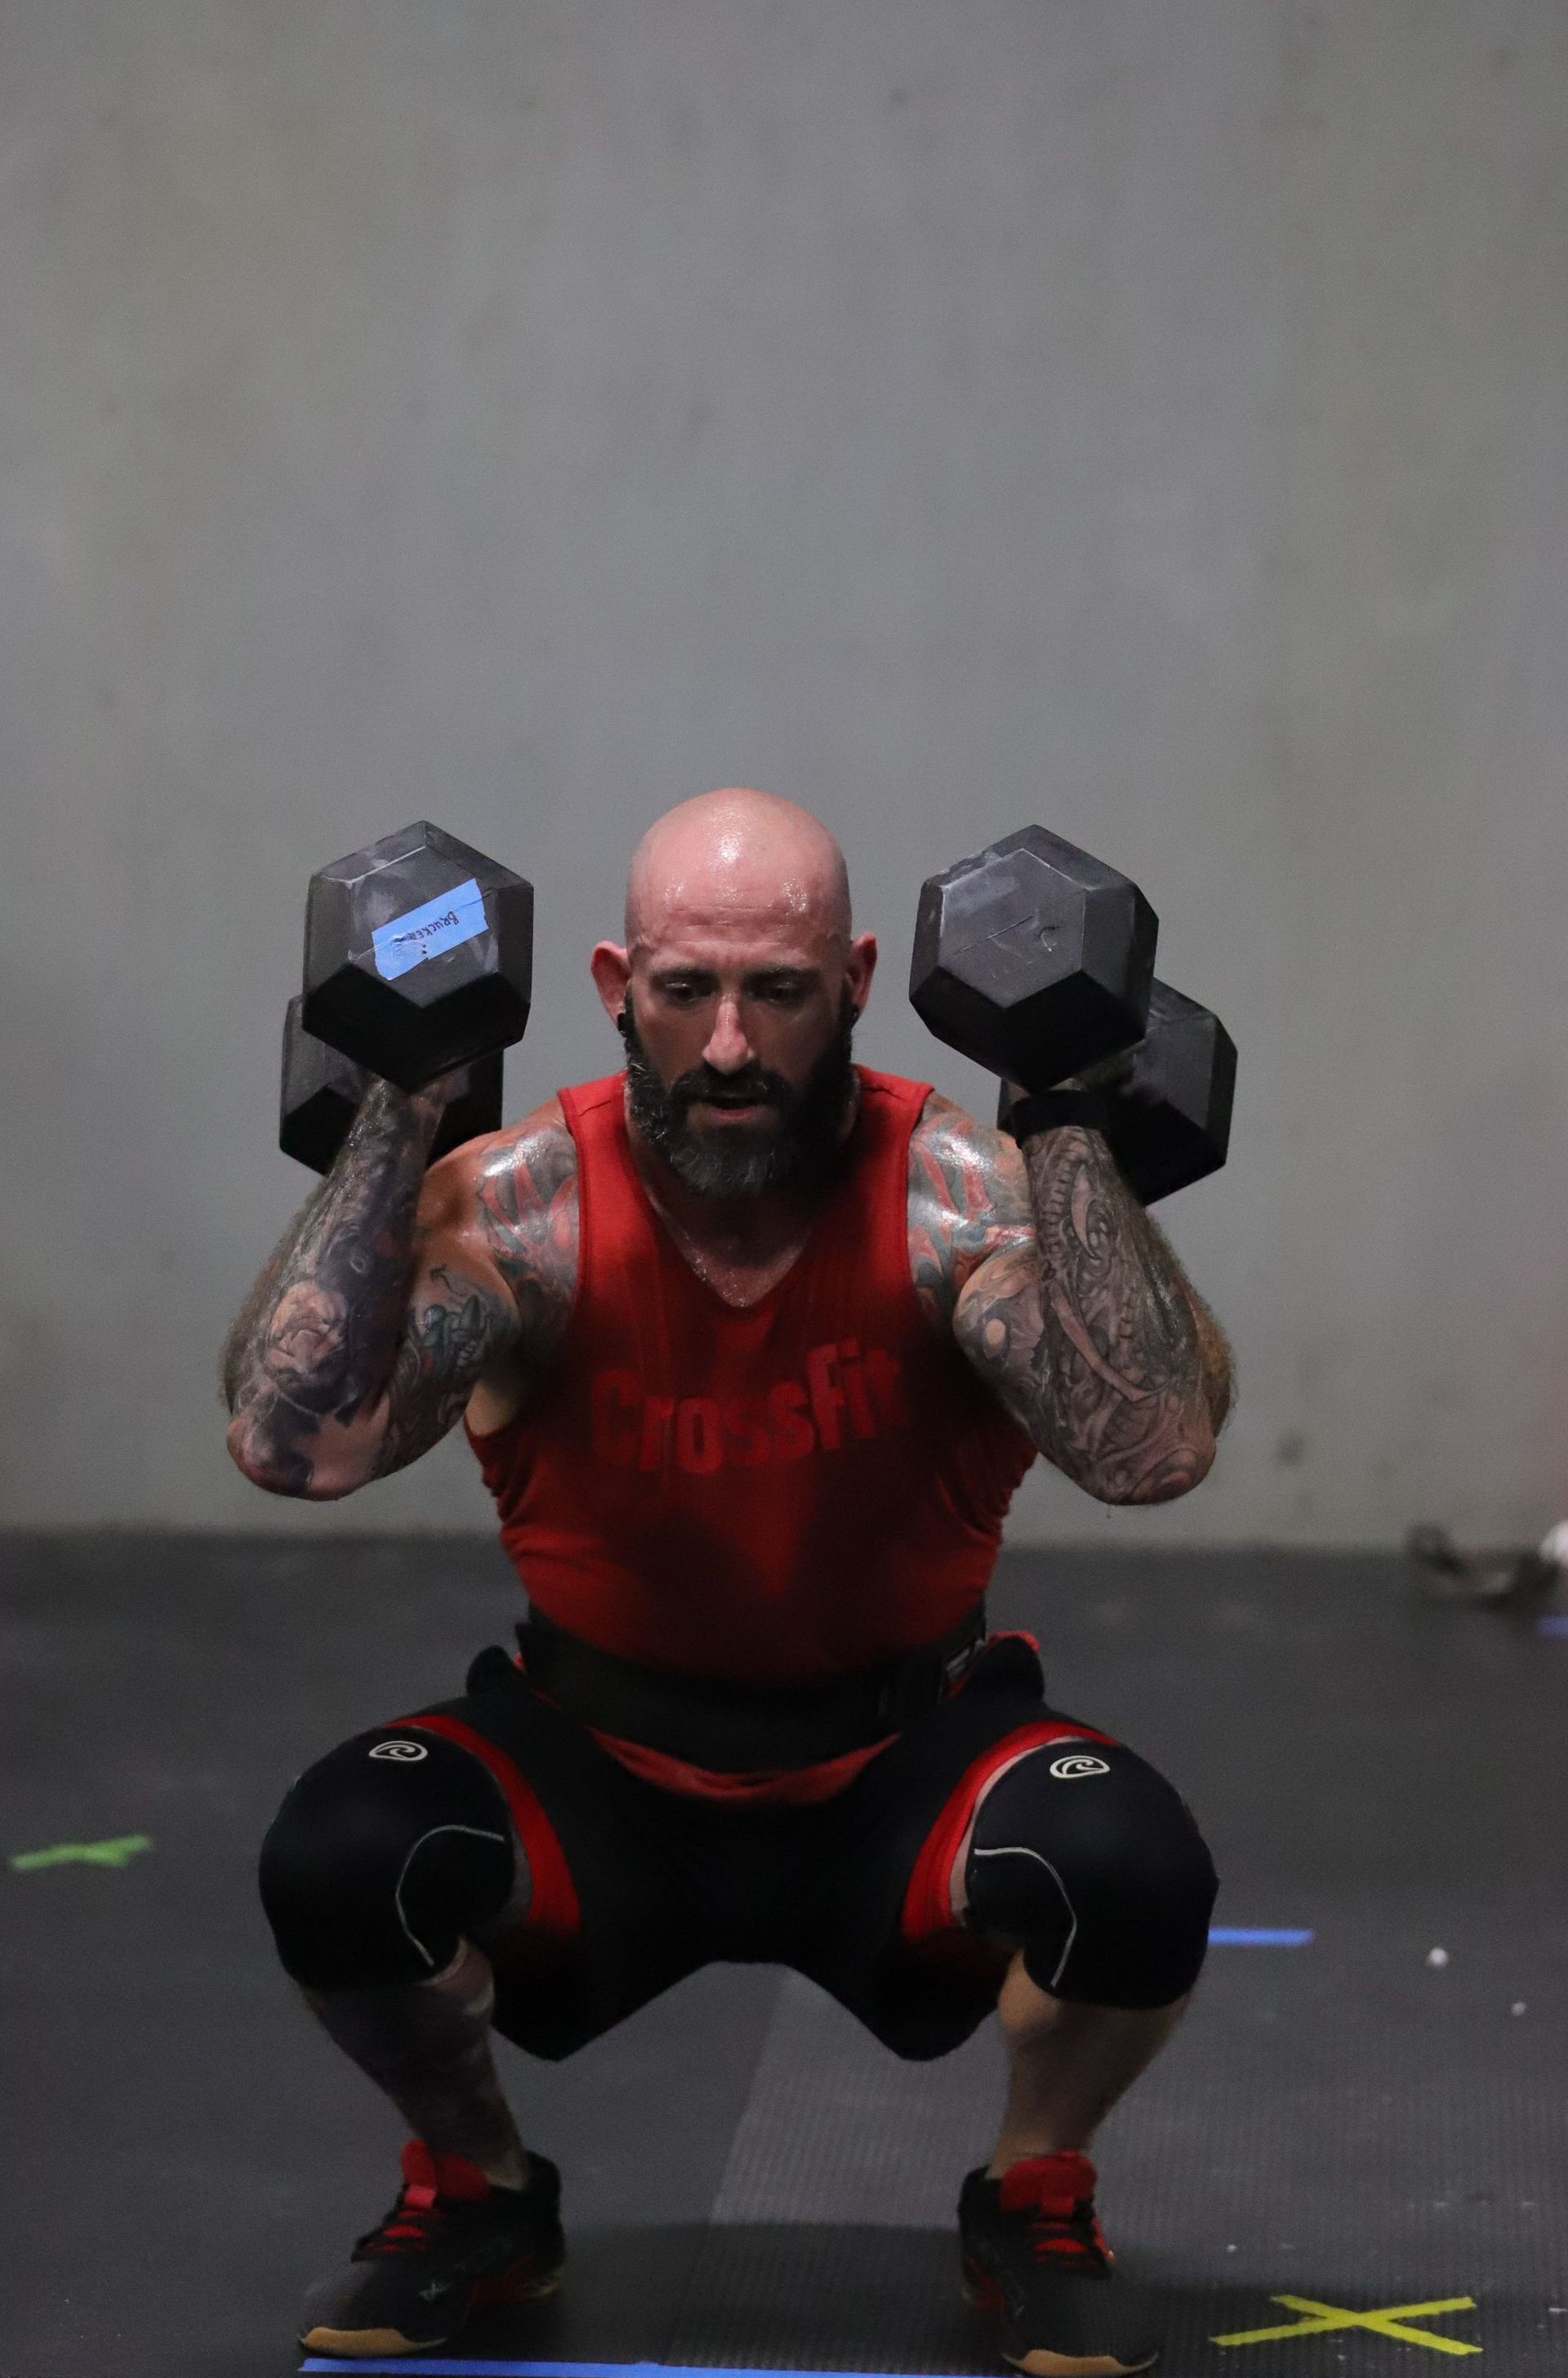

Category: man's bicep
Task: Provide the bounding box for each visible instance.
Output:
[952,1240,1047,1437]
[906,1093,1033,1329]
[365,1116,580,1480]
[466,1111,581,1364]
[363,1229,523,1479]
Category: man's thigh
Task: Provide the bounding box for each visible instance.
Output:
[797,1649,1140,2061]
[393,1662,712,2061]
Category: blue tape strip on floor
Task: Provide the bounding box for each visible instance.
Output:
[1537,1614,1568,1637]
[302,2363,956,2376]
[1209,1925,1314,1946]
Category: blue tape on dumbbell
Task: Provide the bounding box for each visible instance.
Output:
[372,878,488,981]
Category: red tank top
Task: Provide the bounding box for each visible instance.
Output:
[466,1069,1035,1756]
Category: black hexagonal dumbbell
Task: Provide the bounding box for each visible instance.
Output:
[911,826,1235,1205]
[910,825,1160,1088]
[301,820,533,1092]
[278,820,532,1173]
[1098,979,1236,1205]
[279,996,506,1176]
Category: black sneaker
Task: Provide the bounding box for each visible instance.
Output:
[299,2140,565,2358]
[959,2151,1158,2376]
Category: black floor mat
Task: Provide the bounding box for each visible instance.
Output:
[4,1537,1566,2376]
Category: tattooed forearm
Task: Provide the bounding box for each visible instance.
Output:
[916,1093,1231,1504]
[963,1125,1227,1502]
[1027,1127,1213,1498]
[220,1173,336,1414]
[224,1080,451,1495]
[225,1089,580,1497]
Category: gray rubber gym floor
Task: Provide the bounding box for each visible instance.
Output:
[4,1537,1566,2377]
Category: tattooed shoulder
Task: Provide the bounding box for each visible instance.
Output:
[430,1098,581,1370]
[906,1092,1033,1332]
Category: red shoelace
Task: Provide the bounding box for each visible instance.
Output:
[997,2153,1112,2268]
[357,2140,490,2258]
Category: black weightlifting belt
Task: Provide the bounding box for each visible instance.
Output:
[514,1602,988,1775]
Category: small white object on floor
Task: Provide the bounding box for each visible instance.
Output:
[1427,1946,1449,1967]
[1537,1520,1568,1569]
[1512,2001,1527,2015]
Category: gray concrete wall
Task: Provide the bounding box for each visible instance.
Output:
[2,0,1565,1542]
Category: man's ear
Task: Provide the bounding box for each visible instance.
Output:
[845,930,878,1018]
[590,942,631,1023]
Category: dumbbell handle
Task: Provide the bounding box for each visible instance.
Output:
[996,980,1235,1207]
[996,1084,1113,1142]
[279,995,505,1175]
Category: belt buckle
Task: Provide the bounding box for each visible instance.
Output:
[942,1631,984,1688]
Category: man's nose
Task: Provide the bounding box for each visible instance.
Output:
[702,996,755,1073]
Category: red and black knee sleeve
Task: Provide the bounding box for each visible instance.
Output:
[964,1741,1217,2008]
[259,1726,519,1990]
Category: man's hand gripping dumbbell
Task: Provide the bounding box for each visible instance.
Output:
[225,821,533,1494]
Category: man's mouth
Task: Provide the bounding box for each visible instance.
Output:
[686,1085,781,1121]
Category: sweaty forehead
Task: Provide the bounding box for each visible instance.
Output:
[636,900,831,975]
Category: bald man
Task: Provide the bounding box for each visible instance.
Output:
[225,790,1230,2376]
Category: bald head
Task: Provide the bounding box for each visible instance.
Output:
[590,787,876,1195]
[626,787,852,956]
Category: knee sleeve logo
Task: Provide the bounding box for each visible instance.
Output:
[1049,1753,1110,1779]
[369,1739,429,1762]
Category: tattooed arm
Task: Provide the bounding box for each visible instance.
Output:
[907,1093,1231,1504]
[223,1087,578,1498]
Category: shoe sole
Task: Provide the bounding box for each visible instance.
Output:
[301,2261,563,2358]
[962,2271,1156,2378]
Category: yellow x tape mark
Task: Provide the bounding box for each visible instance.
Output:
[1214,2293,1481,2354]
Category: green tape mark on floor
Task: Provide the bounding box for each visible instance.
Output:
[10,1834,154,1873]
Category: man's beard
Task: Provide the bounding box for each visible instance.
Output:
[620,992,858,1200]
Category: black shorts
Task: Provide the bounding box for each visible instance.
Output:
[390,1634,1120,2063]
